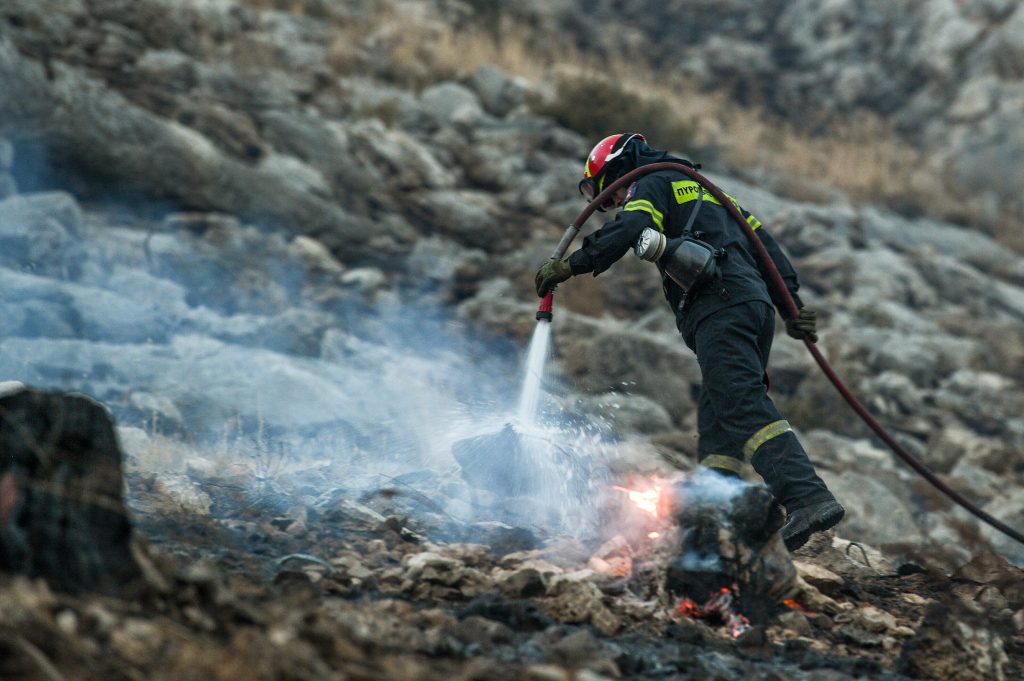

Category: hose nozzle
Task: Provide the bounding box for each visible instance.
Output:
[536,292,554,322]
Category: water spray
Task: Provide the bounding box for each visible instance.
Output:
[516,223,585,425]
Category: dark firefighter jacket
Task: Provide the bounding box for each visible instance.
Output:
[567,168,803,345]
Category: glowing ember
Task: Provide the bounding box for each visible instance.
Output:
[674,584,751,638]
[783,598,808,612]
[612,483,662,517]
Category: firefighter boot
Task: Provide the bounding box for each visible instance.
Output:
[780,498,845,552]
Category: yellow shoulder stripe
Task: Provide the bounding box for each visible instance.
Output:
[624,200,664,231]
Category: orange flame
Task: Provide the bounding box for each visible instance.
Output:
[676,598,701,618]
[675,585,751,638]
[612,484,662,518]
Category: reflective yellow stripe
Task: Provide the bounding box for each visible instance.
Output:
[746,214,762,231]
[623,200,664,231]
[743,420,793,462]
[701,454,744,475]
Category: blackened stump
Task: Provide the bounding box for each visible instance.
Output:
[664,476,796,624]
[452,423,541,497]
[0,387,140,594]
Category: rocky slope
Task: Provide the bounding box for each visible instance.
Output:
[0,0,1023,679]
[558,0,1024,220]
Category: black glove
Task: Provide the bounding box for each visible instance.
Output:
[535,259,573,297]
[785,308,818,342]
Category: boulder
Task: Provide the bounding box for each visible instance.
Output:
[407,189,496,249]
[820,471,921,546]
[0,192,81,271]
[468,64,530,116]
[981,490,1024,565]
[346,117,455,191]
[576,392,674,434]
[419,82,485,126]
[0,387,141,594]
[936,370,1021,435]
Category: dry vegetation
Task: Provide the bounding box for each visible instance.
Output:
[246,0,1023,247]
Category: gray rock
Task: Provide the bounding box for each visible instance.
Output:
[216,308,335,357]
[419,82,485,126]
[347,118,456,190]
[68,282,175,344]
[935,370,1021,434]
[821,470,921,546]
[556,313,702,424]
[339,267,388,296]
[335,76,425,128]
[257,152,330,198]
[849,248,938,309]
[0,191,82,232]
[0,296,76,339]
[835,325,978,385]
[801,430,894,476]
[287,235,344,275]
[858,371,925,419]
[468,64,529,116]
[899,598,1011,680]
[0,268,171,342]
[133,49,196,89]
[0,38,376,260]
[947,459,1004,503]
[127,390,183,426]
[981,489,1024,564]
[576,392,674,434]
[404,237,486,293]
[927,426,1012,477]
[408,189,495,249]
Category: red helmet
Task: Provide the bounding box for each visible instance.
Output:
[578,133,646,210]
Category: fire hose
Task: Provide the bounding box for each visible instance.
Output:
[538,161,1024,547]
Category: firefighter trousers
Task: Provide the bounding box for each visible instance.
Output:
[688,300,834,511]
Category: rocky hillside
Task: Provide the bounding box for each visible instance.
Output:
[1,1,1023,679]
[560,0,1024,224]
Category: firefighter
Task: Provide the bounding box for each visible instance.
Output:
[535,133,844,551]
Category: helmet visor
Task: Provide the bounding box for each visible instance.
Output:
[578,175,615,211]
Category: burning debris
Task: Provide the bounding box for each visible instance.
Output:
[676,585,751,638]
[663,474,798,611]
[603,471,803,637]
